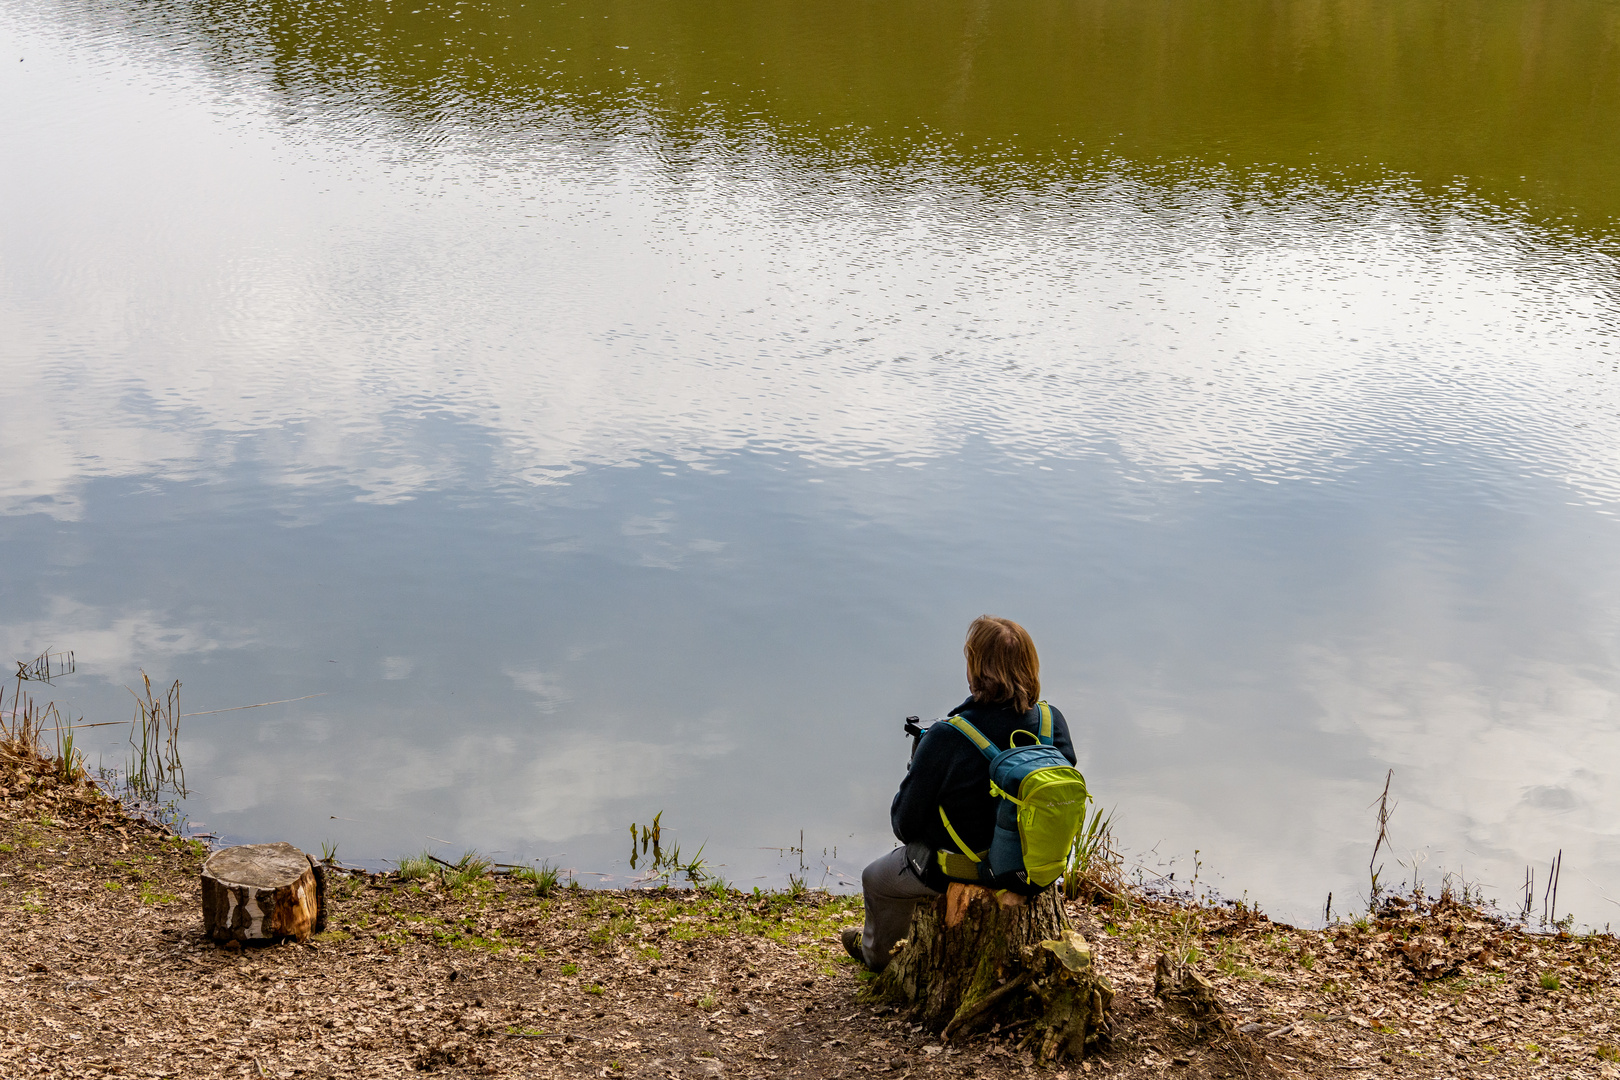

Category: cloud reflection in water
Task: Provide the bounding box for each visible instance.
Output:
[1,1,1618,923]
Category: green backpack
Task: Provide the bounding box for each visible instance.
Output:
[935,701,1089,891]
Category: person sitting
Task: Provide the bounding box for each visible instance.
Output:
[842,614,1077,971]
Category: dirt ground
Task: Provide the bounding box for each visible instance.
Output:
[3,753,1620,1080]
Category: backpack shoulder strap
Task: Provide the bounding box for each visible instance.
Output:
[944,715,998,761]
[1033,700,1054,746]
[937,807,982,864]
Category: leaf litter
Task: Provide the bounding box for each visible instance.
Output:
[1,749,1618,1079]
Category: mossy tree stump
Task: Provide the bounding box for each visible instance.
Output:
[871,883,1113,1062]
[201,842,326,944]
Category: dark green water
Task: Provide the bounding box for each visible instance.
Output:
[2,0,1619,924]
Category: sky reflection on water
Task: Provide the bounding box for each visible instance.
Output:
[2,0,1619,925]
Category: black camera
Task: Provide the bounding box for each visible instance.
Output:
[904,715,936,759]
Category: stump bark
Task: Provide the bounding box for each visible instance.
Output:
[872,883,1113,1062]
[201,842,325,944]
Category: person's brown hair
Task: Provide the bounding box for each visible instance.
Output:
[964,615,1041,714]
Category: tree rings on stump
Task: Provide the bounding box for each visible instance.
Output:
[872,882,1113,1062]
[201,842,325,944]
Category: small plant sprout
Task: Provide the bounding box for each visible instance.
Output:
[1397,847,1429,899]
[679,842,710,886]
[1167,909,1202,967]
[320,841,339,865]
[52,712,86,784]
[1540,971,1561,991]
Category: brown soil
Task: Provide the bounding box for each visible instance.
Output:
[2,749,1618,1080]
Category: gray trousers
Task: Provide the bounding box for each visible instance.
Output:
[860,847,940,970]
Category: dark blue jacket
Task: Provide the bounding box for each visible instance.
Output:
[890,695,1077,891]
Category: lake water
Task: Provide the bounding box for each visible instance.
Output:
[3,0,1619,927]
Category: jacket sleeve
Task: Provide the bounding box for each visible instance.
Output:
[1049,706,1078,766]
[890,724,953,844]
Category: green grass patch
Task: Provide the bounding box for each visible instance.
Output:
[433,929,505,952]
[395,851,436,881]
[589,916,635,946]
[399,912,444,925]
[1212,938,1259,979]
[509,861,564,897]
[439,851,492,893]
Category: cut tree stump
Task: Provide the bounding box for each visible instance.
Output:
[1153,952,1268,1069]
[201,842,326,944]
[1153,952,1233,1038]
[871,883,1113,1062]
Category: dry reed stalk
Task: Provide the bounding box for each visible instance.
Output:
[1367,769,1395,907]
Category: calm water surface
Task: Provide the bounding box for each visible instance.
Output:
[3,0,1620,924]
